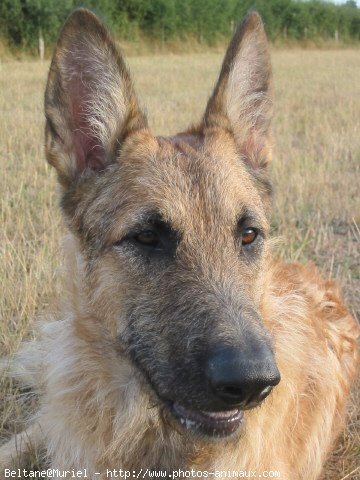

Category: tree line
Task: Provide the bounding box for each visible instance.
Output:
[0,0,359,52]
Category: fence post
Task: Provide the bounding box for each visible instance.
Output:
[38,28,44,60]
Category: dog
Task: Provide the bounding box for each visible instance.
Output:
[0,9,359,480]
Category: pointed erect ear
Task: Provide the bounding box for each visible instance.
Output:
[203,12,272,170]
[45,9,147,187]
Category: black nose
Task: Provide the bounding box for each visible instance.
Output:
[206,345,281,408]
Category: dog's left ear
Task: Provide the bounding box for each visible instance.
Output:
[203,12,272,170]
[45,9,147,188]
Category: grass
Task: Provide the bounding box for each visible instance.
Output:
[0,50,359,478]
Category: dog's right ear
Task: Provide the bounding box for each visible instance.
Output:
[202,12,272,171]
[45,9,147,188]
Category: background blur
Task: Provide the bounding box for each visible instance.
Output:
[1,0,360,56]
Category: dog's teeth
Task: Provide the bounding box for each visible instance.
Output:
[185,418,196,429]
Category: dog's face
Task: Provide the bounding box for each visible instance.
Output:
[45,10,280,438]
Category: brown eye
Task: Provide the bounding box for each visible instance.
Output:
[134,230,161,248]
[241,228,258,246]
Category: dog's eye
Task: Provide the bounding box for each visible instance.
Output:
[134,230,162,249]
[114,215,179,257]
[241,228,258,246]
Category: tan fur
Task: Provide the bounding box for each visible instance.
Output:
[1,9,358,480]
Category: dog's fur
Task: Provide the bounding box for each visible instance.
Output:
[1,9,359,480]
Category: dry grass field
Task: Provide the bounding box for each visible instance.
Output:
[1,50,359,478]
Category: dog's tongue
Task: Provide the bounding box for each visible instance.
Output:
[173,402,240,421]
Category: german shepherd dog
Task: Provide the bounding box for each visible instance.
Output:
[0,9,358,480]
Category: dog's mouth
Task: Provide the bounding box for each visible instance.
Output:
[168,402,245,437]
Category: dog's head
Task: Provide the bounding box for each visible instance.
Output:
[45,9,280,438]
